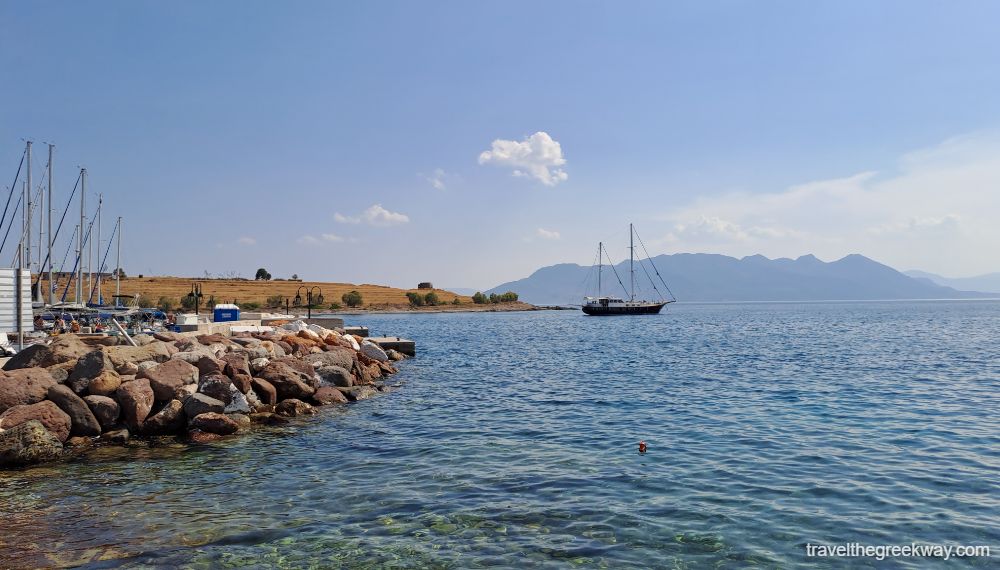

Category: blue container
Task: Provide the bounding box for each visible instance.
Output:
[213,304,240,322]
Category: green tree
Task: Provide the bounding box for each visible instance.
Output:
[452,297,461,305]
[342,290,363,308]
[472,292,487,304]
[406,292,424,307]
[157,296,175,311]
[423,291,440,306]
[255,268,272,281]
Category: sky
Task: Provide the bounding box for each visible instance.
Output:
[2,1,1000,289]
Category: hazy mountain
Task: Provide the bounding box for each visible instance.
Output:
[487,253,994,304]
[903,270,1000,295]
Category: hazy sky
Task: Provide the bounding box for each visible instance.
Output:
[3,1,999,289]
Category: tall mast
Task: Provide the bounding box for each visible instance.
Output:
[597,242,602,297]
[629,223,634,301]
[47,144,54,305]
[115,216,122,302]
[25,141,32,274]
[95,193,102,304]
[77,168,85,304]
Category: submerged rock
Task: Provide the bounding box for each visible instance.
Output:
[275,398,315,417]
[189,412,239,435]
[0,420,63,467]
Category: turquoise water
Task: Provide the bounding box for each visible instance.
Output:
[1,301,999,568]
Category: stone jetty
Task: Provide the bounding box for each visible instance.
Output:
[0,321,407,468]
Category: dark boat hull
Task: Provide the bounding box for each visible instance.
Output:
[581,302,666,316]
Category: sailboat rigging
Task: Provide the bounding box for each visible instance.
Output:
[582,223,676,315]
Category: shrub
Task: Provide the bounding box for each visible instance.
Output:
[180,295,197,310]
[452,297,460,305]
[328,302,342,310]
[472,292,487,304]
[134,293,153,307]
[205,295,217,309]
[497,291,518,303]
[241,301,261,310]
[265,294,284,308]
[423,291,440,306]
[342,290,363,308]
[157,296,174,311]
[406,292,424,307]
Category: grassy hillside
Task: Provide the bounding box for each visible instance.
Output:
[42,275,473,310]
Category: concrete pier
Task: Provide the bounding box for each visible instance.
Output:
[344,325,369,337]
[370,336,415,356]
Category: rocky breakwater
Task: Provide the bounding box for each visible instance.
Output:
[0,322,407,468]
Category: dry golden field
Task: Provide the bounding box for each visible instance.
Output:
[38,275,477,310]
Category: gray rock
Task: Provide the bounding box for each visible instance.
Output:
[68,350,113,394]
[223,385,251,414]
[315,364,353,388]
[249,357,270,373]
[360,341,389,362]
[183,393,225,418]
[0,420,63,466]
[132,334,154,346]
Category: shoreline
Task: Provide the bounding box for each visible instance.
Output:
[0,321,405,469]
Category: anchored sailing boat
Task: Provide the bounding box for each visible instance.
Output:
[582,223,676,315]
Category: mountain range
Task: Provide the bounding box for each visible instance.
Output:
[903,270,1000,295]
[484,253,996,304]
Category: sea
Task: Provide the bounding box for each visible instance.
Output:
[1,301,998,568]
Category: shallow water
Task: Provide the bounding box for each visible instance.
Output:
[2,301,999,568]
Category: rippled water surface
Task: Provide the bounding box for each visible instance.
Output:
[2,301,999,568]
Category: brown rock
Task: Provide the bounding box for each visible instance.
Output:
[46,384,101,437]
[101,427,130,444]
[42,335,93,367]
[198,375,234,404]
[305,348,357,372]
[116,378,155,428]
[189,412,239,435]
[67,349,113,394]
[83,395,120,430]
[275,398,315,417]
[104,343,173,370]
[230,373,252,394]
[1,343,50,370]
[142,399,186,435]
[0,400,72,442]
[250,378,277,405]
[197,355,227,377]
[249,411,288,425]
[87,369,123,397]
[0,420,63,466]
[276,340,293,355]
[221,353,251,378]
[183,393,225,418]
[259,362,315,400]
[0,368,57,413]
[311,386,349,406]
[153,331,182,342]
[273,357,318,386]
[187,429,223,444]
[138,359,198,401]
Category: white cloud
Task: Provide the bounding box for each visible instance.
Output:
[655,132,1000,275]
[321,233,344,242]
[236,236,256,246]
[334,204,410,227]
[424,168,448,190]
[297,235,320,245]
[478,131,568,186]
[536,228,561,240]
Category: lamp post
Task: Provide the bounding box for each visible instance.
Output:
[187,283,204,315]
[293,285,323,319]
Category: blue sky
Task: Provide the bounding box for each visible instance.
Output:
[3,1,1000,289]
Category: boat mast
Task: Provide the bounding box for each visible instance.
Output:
[629,223,634,302]
[47,144,54,305]
[77,168,85,305]
[115,216,122,304]
[25,141,32,275]
[96,193,102,304]
[597,242,602,297]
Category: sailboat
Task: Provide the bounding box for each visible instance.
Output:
[582,223,676,315]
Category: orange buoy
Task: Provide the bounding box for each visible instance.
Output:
[638,440,647,453]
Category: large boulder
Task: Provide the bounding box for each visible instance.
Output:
[83,395,120,430]
[360,341,389,362]
[1,343,50,370]
[223,386,251,414]
[0,368,57,413]
[258,362,315,401]
[250,378,277,405]
[115,378,155,428]
[196,356,227,377]
[142,400,186,435]
[315,364,353,388]
[275,398,315,417]
[198,375,234,404]
[0,400,72,442]
[0,420,63,467]
[131,334,154,346]
[221,353,250,378]
[311,386,349,406]
[153,331,182,342]
[86,370,123,397]
[68,350,114,394]
[104,343,173,370]
[46,384,101,437]
[305,349,356,372]
[230,373,252,394]
[189,412,239,435]
[138,359,198,401]
[183,393,225,418]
